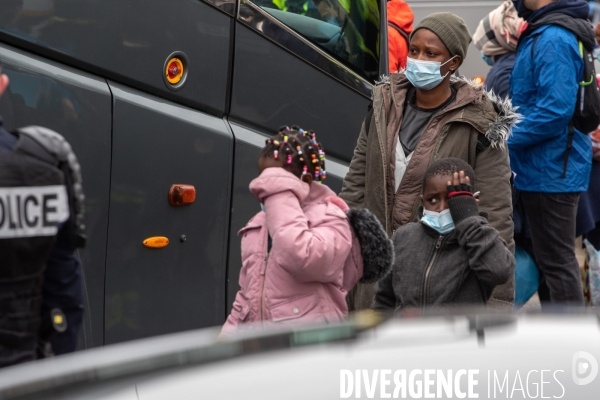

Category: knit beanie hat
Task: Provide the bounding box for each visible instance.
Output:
[473,0,527,56]
[410,12,472,66]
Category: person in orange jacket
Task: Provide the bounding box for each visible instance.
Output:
[387,0,414,73]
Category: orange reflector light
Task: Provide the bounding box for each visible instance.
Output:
[472,76,485,85]
[168,184,196,206]
[165,57,184,84]
[143,236,169,248]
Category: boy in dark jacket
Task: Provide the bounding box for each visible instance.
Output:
[372,158,514,310]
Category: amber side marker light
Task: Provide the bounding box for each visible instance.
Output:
[143,236,169,249]
[166,57,184,84]
[472,76,485,85]
[169,184,196,206]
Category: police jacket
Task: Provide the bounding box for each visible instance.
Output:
[0,121,84,367]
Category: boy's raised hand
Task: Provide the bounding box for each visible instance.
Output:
[446,171,473,198]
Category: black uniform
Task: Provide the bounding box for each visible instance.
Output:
[0,118,85,367]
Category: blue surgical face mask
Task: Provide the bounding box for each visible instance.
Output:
[405,56,456,90]
[481,53,495,66]
[421,209,455,234]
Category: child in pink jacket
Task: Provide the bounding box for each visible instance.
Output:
[222,126,392,335]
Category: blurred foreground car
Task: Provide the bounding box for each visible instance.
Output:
[1,310,599,399]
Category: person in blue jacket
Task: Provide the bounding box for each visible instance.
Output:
[509,0,594,305]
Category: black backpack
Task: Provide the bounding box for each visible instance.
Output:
[532,36,600,176]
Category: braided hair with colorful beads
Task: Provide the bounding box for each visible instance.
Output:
[260,125,327,183]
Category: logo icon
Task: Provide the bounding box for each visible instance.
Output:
[572,351,599,385]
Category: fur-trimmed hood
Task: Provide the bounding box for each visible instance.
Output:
[448,75,521,150]
[375,73,521,149]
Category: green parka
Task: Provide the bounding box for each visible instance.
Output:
[340,73,518,309]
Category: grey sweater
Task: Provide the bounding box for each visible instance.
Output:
[372,196,515,310]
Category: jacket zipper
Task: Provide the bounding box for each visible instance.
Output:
[259,233,270,322]
[422,235,444,307]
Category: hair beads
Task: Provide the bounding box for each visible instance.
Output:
[261,125,327,183]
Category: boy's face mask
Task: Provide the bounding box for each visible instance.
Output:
[421,208,455,234]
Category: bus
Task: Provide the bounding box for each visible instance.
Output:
[0,0,495,349]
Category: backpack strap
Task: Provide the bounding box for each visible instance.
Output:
[530,34,540,58]
[562,41,589,178]
[388,21,410,46]
[562,40,587,178]
[476,134,491,156]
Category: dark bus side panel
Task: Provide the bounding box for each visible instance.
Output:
[104,83,233,344]
[0,0,232,115]
[0,43,112,349]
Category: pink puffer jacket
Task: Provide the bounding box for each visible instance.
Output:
[222,168,363,335]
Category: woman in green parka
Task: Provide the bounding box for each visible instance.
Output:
[340,12,518,310]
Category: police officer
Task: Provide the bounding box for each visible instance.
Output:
[0,70,86,367]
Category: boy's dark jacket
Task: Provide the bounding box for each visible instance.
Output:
[372,196,514,310]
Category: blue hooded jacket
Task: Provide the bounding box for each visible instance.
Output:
[509,0,593,192]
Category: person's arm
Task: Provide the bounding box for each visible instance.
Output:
[447,175,514,288]
[508,30,581,150]
[339,112,370,209]
[473,143,514,253]
[371,270,396,310]
[252,168,353,284]
[372,230,401,310]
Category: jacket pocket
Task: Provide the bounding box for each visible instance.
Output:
[269,292,325,324]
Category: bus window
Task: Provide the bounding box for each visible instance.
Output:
[253,0,380,82]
